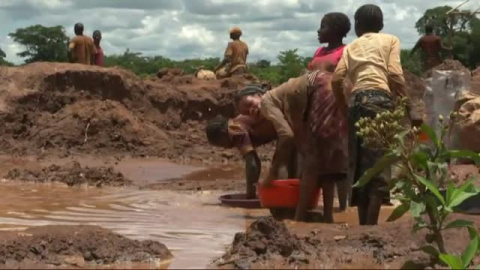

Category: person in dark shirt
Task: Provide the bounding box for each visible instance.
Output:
[411,24,448,71]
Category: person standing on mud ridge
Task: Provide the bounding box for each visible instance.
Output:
[215,27,249,79]
[332,4,421,225]
[92,30,104,67]
[206,85,299,199]
[410,24,449,71]
[68,23,96,65]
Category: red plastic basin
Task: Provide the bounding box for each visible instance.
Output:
[257,179,320,209]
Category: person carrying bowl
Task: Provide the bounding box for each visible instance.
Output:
[235,12,352,222]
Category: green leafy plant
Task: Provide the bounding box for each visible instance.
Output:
[354,99,480,268]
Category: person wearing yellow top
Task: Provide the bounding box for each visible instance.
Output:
[332,4,421,226]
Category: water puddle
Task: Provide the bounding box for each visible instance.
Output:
[0,155,399,269]
[0,182,266,269]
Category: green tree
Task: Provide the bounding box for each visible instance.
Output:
[277,49,305,83]
[0,48,13,66]
[401,49,423,76]
[415,6,474,36]
[9,25,69,63]
[104,49,220,77]
[256,59,271,68]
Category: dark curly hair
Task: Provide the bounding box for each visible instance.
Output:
[323,12,351,38]
[205,115,229,146]
[354,4,384,34]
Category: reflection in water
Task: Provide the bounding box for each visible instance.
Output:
[0,182,266,269]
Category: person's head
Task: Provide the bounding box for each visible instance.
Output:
[230,27,242,40]
[93,30,102,44]
[206,115,231,147]
[354,4,384,37]
[235,85,266,119]
[318,12,351,44]
[425,24,434,34]
[74,23,84,35]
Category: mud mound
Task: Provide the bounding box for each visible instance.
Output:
[404,71,426,99]
[0,225,172,268]
[5,162,131,187]
[433,60,470,73]
[216,217,307,269]
[0,62,260,161]
[217,214,480,269]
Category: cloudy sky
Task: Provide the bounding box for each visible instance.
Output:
[0,0,476,64]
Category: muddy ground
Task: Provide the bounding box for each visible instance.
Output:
[0,225,172,269]
[0,63,264,164]
[214,215,480,269]
[5,162,132,187]
[0,63,478,269]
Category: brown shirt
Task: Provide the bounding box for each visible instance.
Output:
[228,115,277,156]
[224,40,249,73]
[260,71,348,176]
[260,74,310,176]
[416,35,443,70]
[417,35,442,58]
[69,35,97,65]
[332,33,409,110]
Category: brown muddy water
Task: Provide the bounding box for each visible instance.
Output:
[0,158,267,269]
[0,157,397,269]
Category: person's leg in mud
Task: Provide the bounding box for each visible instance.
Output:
[336,176,349,211]
[294,150,320,222]
[245,151,261,199]
[319,174,340,223]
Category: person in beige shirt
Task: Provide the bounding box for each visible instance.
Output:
[332,4,421,226]
[68,23,96,65]
[215,27,249,78]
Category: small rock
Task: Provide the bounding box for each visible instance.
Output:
[63,256,85,268]
[334,235,347,241]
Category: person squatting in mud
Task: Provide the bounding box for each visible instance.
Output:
[206,85,300,200]
[215,27,249,79]
[332,4,422,225]
[235,12,352,223]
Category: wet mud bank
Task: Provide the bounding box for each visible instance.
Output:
[215,215,480,269]
[0,225,172,269]
[6,162,132,187]
[0,63,265,164]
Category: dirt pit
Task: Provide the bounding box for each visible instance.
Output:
[0,225,172,269]
[5,162,132,187]
[215,214,480,269]
[0,63,264,163]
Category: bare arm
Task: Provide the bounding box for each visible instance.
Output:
[260,93,295,186]
[410,38,421,56]
[215,43,232,71]
[68,41,75,63]
[388,38,421,124]
[245,151,261,198]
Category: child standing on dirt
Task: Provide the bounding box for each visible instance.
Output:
[332,4,419,225]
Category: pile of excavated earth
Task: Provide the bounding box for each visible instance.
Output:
[0,63,426,164]
[0,62,263,164]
